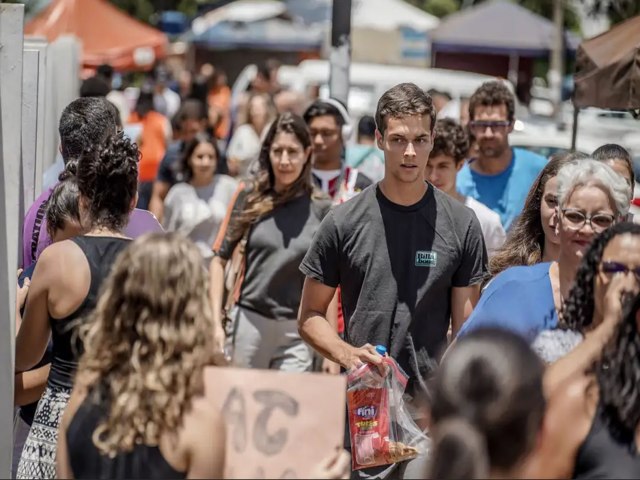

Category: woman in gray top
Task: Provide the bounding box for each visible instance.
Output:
[209,113,332,372]
[163,134,237,265]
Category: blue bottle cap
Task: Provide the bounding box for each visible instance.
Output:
[375,345,387,356]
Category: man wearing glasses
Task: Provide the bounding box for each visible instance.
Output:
[457,81,547,231]
[303,100,372,202]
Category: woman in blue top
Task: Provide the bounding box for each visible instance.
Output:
[457,159,631,344]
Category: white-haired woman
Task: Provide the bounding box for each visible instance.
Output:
[456,159,631,349]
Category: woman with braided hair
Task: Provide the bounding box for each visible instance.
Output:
[15,133,138,479]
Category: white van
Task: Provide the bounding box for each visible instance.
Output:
[233,60,509,120]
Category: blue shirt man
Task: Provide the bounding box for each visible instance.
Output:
[456,81,547,231]
[458,147,547,230]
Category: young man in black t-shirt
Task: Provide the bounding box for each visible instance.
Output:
[299,83,488,479]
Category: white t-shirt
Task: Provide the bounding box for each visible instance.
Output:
[227,124,266,176]
[163,175,238,262]
[465,196,507,256]
[312,168,342,193]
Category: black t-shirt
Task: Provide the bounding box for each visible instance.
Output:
[215,185,332,321]
[300,183,487,395]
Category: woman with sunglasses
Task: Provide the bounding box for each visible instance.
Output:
[456,159,631,346]
[533,291,640,479]
[537,222,640,398]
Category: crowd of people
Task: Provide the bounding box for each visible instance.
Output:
[11,58,640,480]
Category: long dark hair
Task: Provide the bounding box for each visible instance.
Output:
[596,293,640,439]
[178,133,220,183]
[489,151,586,277]
[230,112,318,239]
[560,222,640,331]
[428,328,545,479]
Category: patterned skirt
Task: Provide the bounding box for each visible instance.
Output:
[16,385,71,479]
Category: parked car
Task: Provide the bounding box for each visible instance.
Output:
[509,122,603,159]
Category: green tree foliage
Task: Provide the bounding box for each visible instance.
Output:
[109,0,155,23]
[5,0,201,24]
[110,0,201,23]
[589,0,640,25]
[423,0,460,18]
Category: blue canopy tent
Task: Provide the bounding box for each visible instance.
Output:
[182,0,324,82]
[183,17,324,52]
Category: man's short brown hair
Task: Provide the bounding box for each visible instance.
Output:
[468,81,515,123]
[430,118,470,164]
[375,83,436,136]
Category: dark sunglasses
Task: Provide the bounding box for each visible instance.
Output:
[600,261,640,281]
[468,120,511,132]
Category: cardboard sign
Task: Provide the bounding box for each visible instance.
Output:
[204,367,346,479]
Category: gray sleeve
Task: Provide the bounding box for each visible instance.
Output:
[452,215,488,287]
[299,210,341,288]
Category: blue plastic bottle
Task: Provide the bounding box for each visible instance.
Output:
[375,345,387,356]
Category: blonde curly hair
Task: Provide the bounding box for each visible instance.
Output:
[76,232,217,457]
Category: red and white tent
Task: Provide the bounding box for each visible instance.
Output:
[25,0,168,70]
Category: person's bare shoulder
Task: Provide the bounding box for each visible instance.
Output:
[181,394,226,478]
[39,239,91,315]
[549,373,597,424]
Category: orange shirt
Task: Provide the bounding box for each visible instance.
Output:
[208,86,231,140]
[128,111,167,182]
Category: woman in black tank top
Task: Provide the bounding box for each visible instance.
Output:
[56,233,225,479]
[15,134,139,479]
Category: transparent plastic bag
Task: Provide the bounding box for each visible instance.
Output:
[346,346,427,470]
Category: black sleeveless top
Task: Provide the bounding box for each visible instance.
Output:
[67,389,186,479]
[573,403,640,479]
[48,236,131,389]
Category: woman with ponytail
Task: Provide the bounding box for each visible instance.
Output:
[12,161,82,477]
[428,328,546,479]
[15,133,139,479]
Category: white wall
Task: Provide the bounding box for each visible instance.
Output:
[0,4,24,476]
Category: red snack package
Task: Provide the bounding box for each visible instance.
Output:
[347,386,390,469]
[346,355,424,471]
